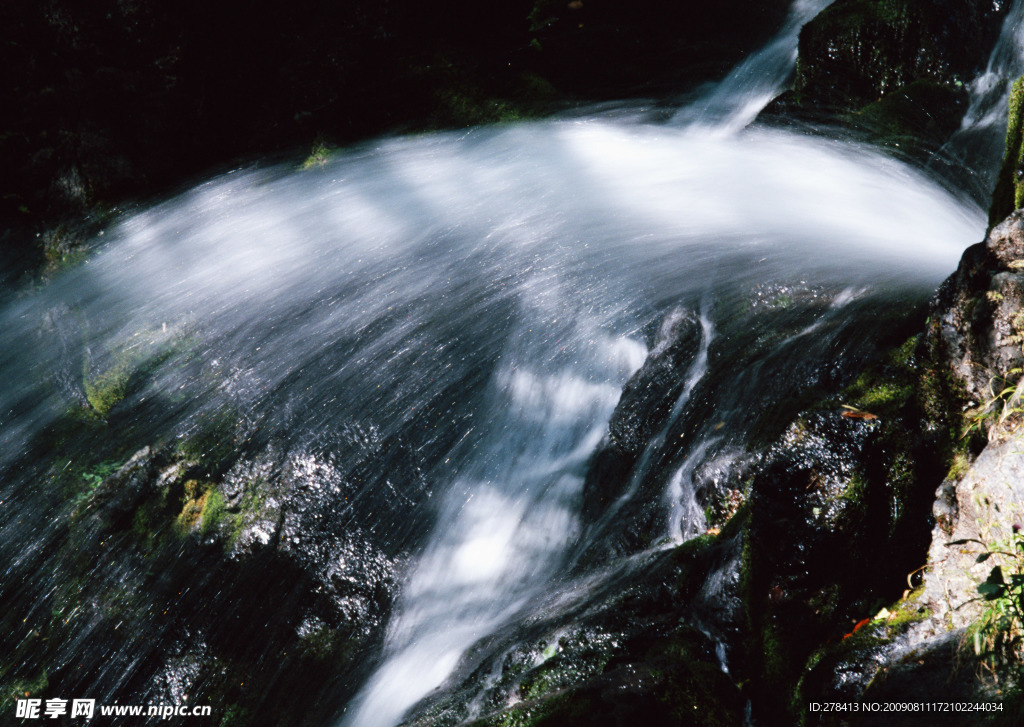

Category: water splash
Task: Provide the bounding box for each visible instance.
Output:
[0,2,999,724]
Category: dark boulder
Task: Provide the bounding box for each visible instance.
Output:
[794,0,1006,112]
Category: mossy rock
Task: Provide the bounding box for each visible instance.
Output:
[853,79,968,151]
[467,627,743,727]
[794,0,1003,111]
[990,74,1024,228]
[81,325,185,417]
[735,330,969,722]
[0,672,49,717]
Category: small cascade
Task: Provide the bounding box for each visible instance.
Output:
[670,0,836,132]
[931,0,1024,201]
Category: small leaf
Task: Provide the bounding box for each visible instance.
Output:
[841,410,878,420]
[976,552,993,563]
[986,565,1006,585]
[947,538,985,546]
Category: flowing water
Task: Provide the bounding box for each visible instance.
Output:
[932,0,1024,202]
[670,0,836,132]
[0,1,1013,725]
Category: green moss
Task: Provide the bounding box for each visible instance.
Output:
[300,140,336,170]
[655,659,745,727]
[132,498,166,552]
[0,672,49,715]
[515,631,615,704]
[885,449,916,533]
[853,79,966,149]
[177,480,217,531]
[176,408,239,477]
[518,666,562,702]
[882,587,930,631]
[81,325,184,418]
[843,373,913,413]
[946,450,971,482]
[83,356,135,417]
[837,472,869,510]
[469,698,563,727]
[888,334,919,367]
[990,74,1024,228]
[219,705,250,727]
[794,0,913,100]
[760,621,792,683]
[297,627,356,663]
[200,488,227,534]
[837,335,932,420]
[719,502,751,541]
[540,641,557,661]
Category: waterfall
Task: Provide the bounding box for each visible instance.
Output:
[331,3,986,723]
[931,0,1024,201]
[321,127,980,727]
[670,0,835,132]
[2,1,1015,725]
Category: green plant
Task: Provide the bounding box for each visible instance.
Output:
[300,140,334,170]
[73,459,123,505]
[964,369,1024,438]
[82,460,120,489]
[952,526,1024,666]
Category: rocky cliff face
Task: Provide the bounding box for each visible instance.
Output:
[794,214,1024,726]
[407,216,1024,726]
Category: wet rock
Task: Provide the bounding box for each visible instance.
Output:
[794,0,1006,112]
[794,209,1024,720]
[760,0,1005,163]
[918,431,1024,636]
[989,75,1024,227]
[928,212,1024,413]
[581,309,702,533]
[987,208,1024,265]
[608,310,702,456]
[84,446,162,528]
[804,628,1010,726]
[0,426,423,727]
[400,533,745,727]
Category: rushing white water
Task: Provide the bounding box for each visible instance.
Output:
[961,0,1024,133]
[330,69,985,727]
[671,0,835,132]
[0,120,976,727]
[933,0,1024,199]
[0,2,1004,725]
